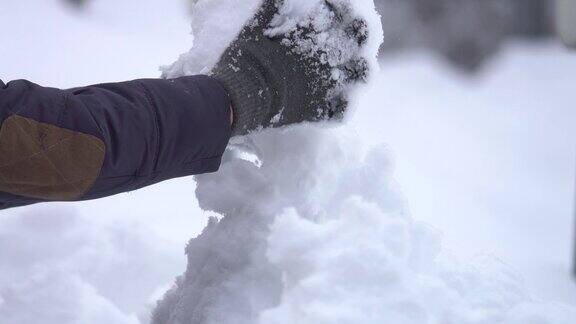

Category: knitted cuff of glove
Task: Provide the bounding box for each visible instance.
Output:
[211,48,274,136]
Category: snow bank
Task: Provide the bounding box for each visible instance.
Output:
[154,124,576,324]
[153,1,576,323]
[0,205,182,324]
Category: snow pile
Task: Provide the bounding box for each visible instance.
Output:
[152,1,576,323]
[154,124,576,324]
[0,205,183,324]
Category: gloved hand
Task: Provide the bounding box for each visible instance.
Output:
[211,0,370,136]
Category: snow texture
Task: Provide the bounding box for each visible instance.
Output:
[0,206,178,324]
[153,1,576,324]
[161,0,262,77]
[154,125,576,324]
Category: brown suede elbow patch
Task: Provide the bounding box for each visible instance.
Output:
[0,115,105,201]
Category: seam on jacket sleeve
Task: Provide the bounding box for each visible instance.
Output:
[59,92,72,128]
[137,81,162,173]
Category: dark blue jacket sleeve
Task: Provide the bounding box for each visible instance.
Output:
[0,75,231,209]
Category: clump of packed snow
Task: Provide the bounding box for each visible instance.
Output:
[161,0,262,77]
[152,1,576,324]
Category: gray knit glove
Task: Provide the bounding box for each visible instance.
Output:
[212,0,369,136]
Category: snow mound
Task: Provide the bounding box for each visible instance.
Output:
[153,125,576,324]
[153,1,576,323]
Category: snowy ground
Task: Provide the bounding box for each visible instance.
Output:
[1,0,575,323]
[352,45,576,305]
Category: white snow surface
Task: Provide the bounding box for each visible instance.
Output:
[156,125,576,324]
[153,1,576,323]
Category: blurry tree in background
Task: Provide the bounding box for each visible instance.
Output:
[374,0,576,279]
[508,0,554,36]
[556,0,576,48]
[63,0,88,9]
[375,0,554,73]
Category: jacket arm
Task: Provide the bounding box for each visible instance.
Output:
[0,75,232,207]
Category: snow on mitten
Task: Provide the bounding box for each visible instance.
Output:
[212,0,370,136]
